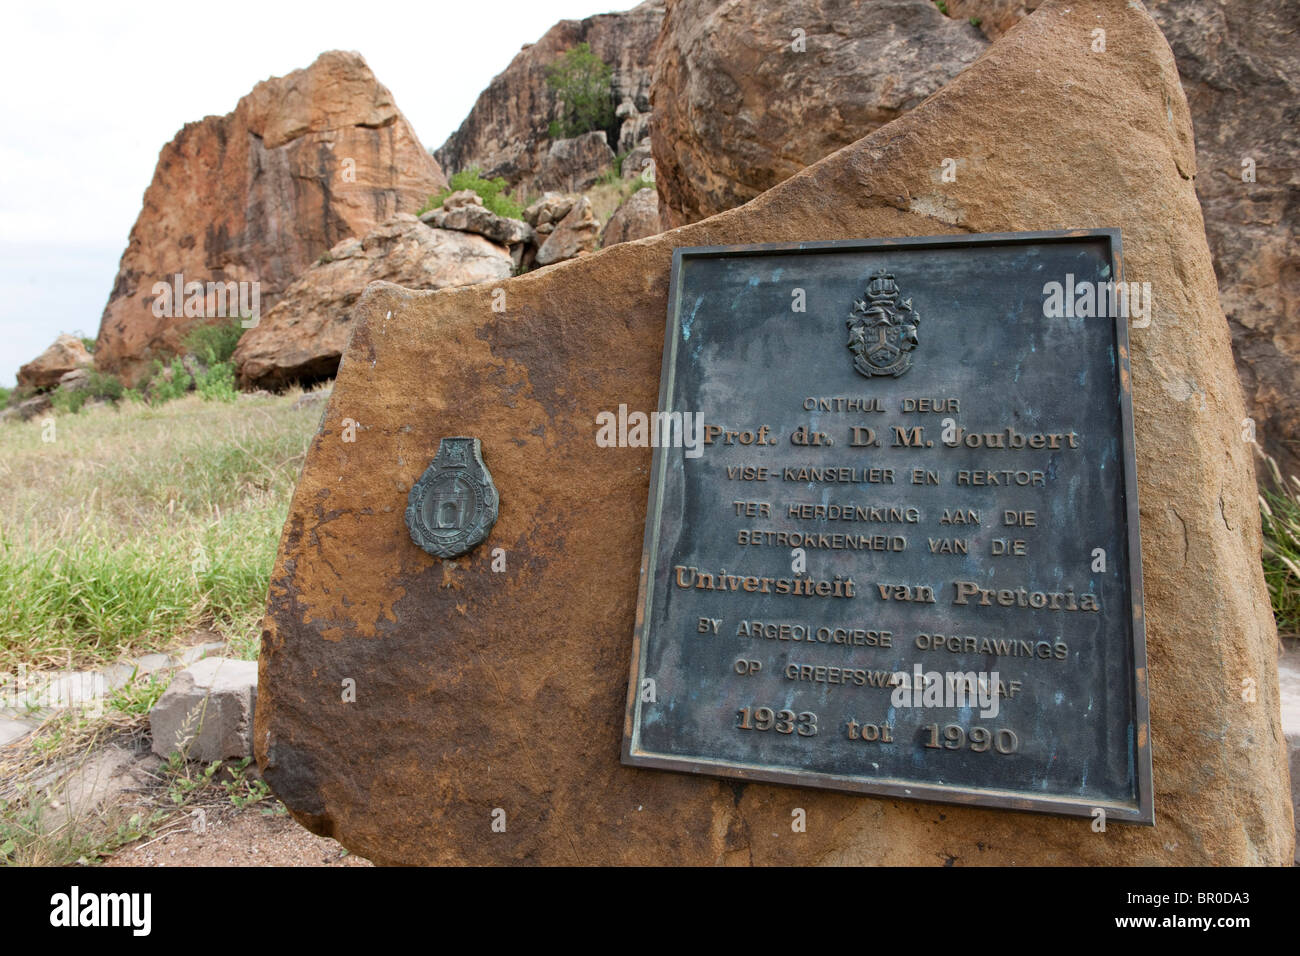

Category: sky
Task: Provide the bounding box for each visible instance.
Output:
[0,0,643,387]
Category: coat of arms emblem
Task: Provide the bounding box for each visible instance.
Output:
[846,270,921,377]
[405,437,498,559]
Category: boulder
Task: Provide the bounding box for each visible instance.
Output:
[17,334,93,389]
[1,394,53,423]
[94,51,445,386]
[440,190,483,211]
[151,658,258,763]
[435,0,666,194]
[536,131,617,194]
[57,368,91,392]
[419,204,535,248]
[617,110,652,154]
[622,141,654,182]
[233,215,511,390]
[534,197,600,266]
[651,0,988,228]
[600,188,660,247]
[256,0,1293,865]
[524,193,577,234]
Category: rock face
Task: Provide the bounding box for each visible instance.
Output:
[419,198,535,248]
[232,215,511,389]
[17,334,93,389]
[151,658,258,762]
[536,131,617,193]
[651,0,988,228]
[600,187,660,247]
[1143,0,1300,482]
[534,197,600,266]
[435,0,665,194]
[257,0,1292,865]
[96,51,445,386]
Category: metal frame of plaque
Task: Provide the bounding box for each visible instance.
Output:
[622,230,1153,825]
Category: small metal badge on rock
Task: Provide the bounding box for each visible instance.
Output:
[405,437,498,559]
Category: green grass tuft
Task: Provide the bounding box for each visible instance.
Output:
[0,390,322,669]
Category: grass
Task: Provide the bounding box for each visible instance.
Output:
[0,388,324,670]
[0,686,278,865]
[1259,450,1300,637]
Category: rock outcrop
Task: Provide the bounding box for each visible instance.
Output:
[956,0,1300,477]
[535,131,617,193]
[17,334,93,389]
[534,197,600,266]
[651,0,988,228]
[257,0,1292,865]
[600,187,660,247]
[96,51,445,386]
[655,0,1300,477]
[435,0,665,194]
[232,215,510,389]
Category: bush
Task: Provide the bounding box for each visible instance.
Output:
[87,369,124,402]
[145,358,193,405]
[50,388,88,415]
[195,362,238,403]
[183,318,245,366]
[80,336,97,354]
[419,168,524,220]
[0,386,10,408]
[546,43,614,140]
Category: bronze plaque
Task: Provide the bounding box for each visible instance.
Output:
[622,231,1153,824]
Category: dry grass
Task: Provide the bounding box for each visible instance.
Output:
[0,387,325,669]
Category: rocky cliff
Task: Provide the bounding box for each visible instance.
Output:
[652,0,1300,476]
[435,0,665,195]
[95,51,445,386]
[952,0,1300,479]
[651,0,988,228]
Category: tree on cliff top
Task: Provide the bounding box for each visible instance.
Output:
[546,43,614,140]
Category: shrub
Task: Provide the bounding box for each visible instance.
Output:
[183,318,245,366]
[79,336,97,354]
[87,369,124,403]
[145,358,193,405]
[0,386,10,408]
[195,362,238,403]
[545,43,615,140]
[419,168,524,220]
[50,388,88,415]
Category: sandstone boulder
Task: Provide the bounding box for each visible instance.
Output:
[95,51,445,386]
[622,141,654,182]
[536,131,617,194]
[600,187,660,247]
[534,197,599,266]
[151,657,258,762]
[441,190,483,211]
[435,1,665,194]
[257,0,1292,865]
[419,204,534,248]
[524,193,577,235]
[651,0,988,228]
[57,368,91,392]
[17,334,93,389]
[0,394,53,424]
[232,215,511,389]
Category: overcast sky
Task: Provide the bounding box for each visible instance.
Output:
[0,0,642,386]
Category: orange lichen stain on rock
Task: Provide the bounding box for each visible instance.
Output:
[298,512,409,640]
